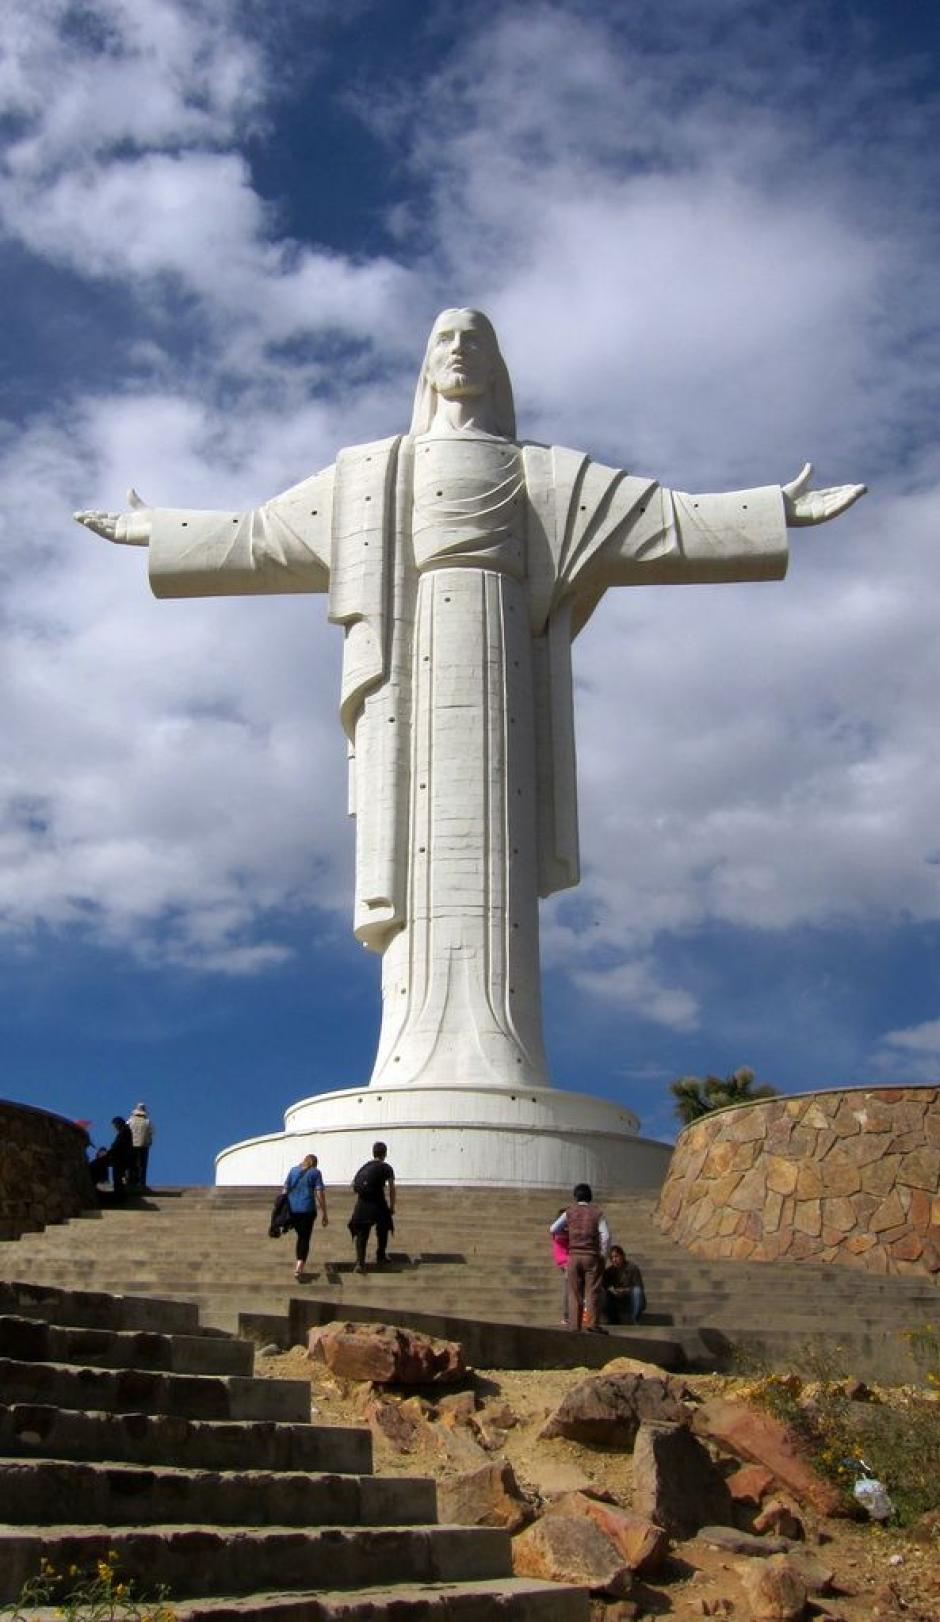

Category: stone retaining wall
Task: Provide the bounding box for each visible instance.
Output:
[657,1086,940,1280]
[0,1099,96,1241]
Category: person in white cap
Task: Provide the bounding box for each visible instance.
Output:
[128,1103,154,1191]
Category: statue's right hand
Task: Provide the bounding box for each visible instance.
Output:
[73,488,151,546]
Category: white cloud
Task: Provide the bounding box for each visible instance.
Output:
[1,0,264,172]
[880,1020,940,1056]
[570,959,700,1032]
[871,1017,940,1084]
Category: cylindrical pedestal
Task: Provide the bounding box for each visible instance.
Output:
[215,1082,672,1191]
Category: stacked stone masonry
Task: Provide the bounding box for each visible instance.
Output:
[0,1101,96,1242]
[656,1087,940,1281]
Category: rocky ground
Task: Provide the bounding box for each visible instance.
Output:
[255,1336,940,1621]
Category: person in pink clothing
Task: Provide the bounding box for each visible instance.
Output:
[550,1207,570,1324]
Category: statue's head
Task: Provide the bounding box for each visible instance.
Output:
[410,307,516,437]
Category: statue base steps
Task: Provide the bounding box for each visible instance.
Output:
[215,1082,672,1189]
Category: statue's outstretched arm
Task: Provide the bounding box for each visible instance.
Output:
[781,462,867,526]
[74,467,334,599]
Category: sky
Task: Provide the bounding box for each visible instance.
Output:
[2,0,940,1182]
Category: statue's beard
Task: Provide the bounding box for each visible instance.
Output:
[436,371,484,397]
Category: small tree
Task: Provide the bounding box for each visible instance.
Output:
[670,1066,779,1127]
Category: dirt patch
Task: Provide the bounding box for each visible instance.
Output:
[255,1349,940,1618]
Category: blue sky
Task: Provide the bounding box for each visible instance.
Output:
[3,0,940,1181]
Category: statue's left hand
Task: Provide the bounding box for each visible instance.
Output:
[782,462,867,526]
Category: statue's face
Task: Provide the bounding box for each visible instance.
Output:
[426,310,497,400]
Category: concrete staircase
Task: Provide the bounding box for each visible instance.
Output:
[2,1186,938,1380]
[0,1278,586,1619]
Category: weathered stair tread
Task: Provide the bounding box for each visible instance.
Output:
[0,1280,202,1334]
[0,1457,437,1526]
[0,1358,309,1422]
[0,1404,372,1474]
[0,1315,253,1376]
[0,1525,514,1602]
[9,1577,589,1622]
[172,1577,591,1619]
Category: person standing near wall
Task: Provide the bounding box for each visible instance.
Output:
[106,1116,134,1200]
[127,1103,154,1190]
[284,1153,328,1281]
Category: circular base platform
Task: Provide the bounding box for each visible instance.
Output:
[215,1082,673,1190]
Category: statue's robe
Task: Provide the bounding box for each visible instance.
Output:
[149,435,786,1090]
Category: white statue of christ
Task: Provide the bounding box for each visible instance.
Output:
[76,309,864,1099]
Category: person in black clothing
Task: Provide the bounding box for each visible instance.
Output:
[106,1116,134,1199]
[348,1141,395,1272]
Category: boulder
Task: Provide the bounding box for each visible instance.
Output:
[632,1422,734,1539]
[540,1372,689,1447]
[692,1396,847,1516]
[512,1513,634,1597]
[437,1459,532,1532]
[545,1491,668,1576]
[307,1321,466,1384]
[739,1553,808,1620]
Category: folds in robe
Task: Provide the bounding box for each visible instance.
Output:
[146,436,788,953]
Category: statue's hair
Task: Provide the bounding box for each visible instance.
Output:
[410,308,516,438]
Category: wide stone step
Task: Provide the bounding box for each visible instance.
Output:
[0,1360,309,1423]
[0,1525,513,1603]
[0,1316,253,1376]
[168,1577,590,1620]
[0,1404,371,1474]
[0,1459,436,1528]
[0,1281,201,1335]
[7,1242,934,1300]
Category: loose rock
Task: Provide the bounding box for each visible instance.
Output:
[692,1396,847,1516]
[436,1389,478,1427]
[697,1525,794,1557]
[437,1459,533,1532]
[513,1514,634,1596]
[739,1552,808,1620]
[545,1490,669,1577]
[306,1320,467,1384]
[361,1394,420,1452]
[727,1462,776,1506]
[540,1371,689,1447]
[753,1495,805,1541]
[632,1421,735,1539]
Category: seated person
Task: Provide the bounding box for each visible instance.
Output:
[603,1245,647,1324]
[88,1146,111,1187]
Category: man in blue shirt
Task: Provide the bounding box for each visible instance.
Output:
[284,1153,328,1280]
